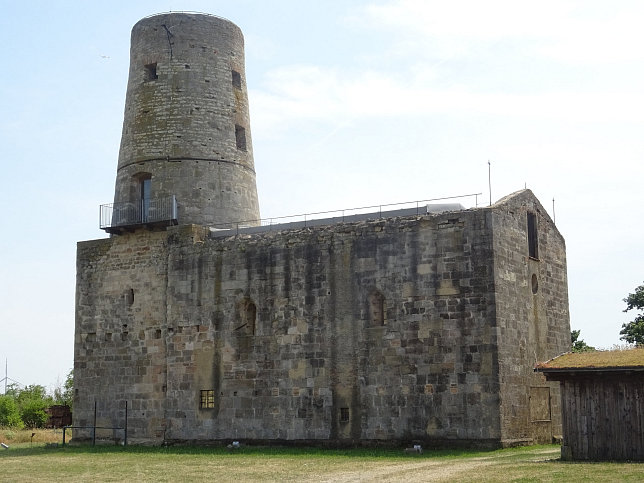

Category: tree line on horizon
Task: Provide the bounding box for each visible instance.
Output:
[0,370,72,429]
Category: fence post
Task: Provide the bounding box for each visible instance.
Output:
[124,401,128,446]
[93,400,97,446]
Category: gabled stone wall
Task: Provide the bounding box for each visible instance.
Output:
[491,191,570,444]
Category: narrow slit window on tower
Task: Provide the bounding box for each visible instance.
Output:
[144,62,158,81]
[200,389,215,409]
[527,212,539,259]
[235,124,247,151]
[232,70,242,89]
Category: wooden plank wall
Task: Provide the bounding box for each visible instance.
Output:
[560,373,643,461]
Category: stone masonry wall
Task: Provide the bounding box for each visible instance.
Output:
[491,190,570,444]
[74,190,568,446]
[160,211,499,445]
[74,230,171,441]
[75,208,503,445]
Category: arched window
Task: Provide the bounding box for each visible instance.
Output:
[235,298,256,335]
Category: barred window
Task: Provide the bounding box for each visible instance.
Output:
[200,389,215,409]
[339,407,350,423]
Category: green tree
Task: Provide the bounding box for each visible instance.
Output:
[14,384,51,406]
[3,382,20,398]
[0,395,24,428]
[619,283,644,345]
[571,329,595,353]
[53,369,74,410]
[19,398,49,428]
[14,384,53,428]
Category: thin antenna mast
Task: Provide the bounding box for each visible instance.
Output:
[488,161,492,206]
[553,197,556,224]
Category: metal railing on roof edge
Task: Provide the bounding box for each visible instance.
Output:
[139,11,232,22]
[211,192,483,234]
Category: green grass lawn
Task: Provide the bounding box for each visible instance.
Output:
[0,443,642,482]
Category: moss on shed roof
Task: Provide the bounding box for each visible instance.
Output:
[535,348,644,370]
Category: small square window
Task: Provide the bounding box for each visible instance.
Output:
[339,407,350,423]
[145,62,158,81]
[232,70,242,89]
[200,389,215,409]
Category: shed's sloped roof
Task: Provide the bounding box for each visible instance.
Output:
[535,348,644,373]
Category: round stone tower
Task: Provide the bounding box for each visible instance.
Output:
[112,12,260,228]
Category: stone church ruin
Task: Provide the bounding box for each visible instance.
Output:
[73,12,570,447]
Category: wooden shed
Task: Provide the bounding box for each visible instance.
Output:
[535,349,644,461]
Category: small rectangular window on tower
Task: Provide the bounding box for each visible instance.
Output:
[144,62,158,81]
[232,70,242,89]
[200,389,215,409]
[235,124,247,151]
[527,212,539,259]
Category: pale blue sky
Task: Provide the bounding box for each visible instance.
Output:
[1,0,643,391]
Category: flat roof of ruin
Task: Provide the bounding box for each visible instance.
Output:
[209,203,467,238]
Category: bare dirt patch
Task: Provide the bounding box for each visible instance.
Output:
[319,447,560,482]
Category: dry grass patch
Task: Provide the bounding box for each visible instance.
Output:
[0,428,68,445]
[1,444,643,482]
